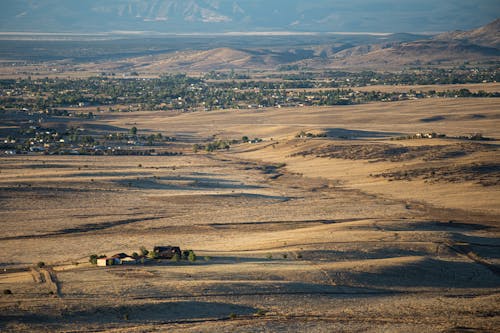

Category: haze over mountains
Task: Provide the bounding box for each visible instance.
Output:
[1,0,499,34]
[71,19,499,72]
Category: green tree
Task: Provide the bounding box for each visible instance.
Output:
[171,253,180,262]
[188,250,197,262]
[140,246,149,256]
[130,126,137,135]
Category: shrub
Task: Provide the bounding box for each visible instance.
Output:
[182,250,190,260]
[229,313,237,319]
[255,308,266,316]
[171,253,180,262]
[188,250,197,262]
[282,254,288,259]
[204,256,211,261]
[140,246,149,256]
[3,289,12,295]
[89,254,98,265]
[37,261,45,268]
[266,253,273,260]
[296,253,303,259]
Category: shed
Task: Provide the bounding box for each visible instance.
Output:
[97,258,114,267]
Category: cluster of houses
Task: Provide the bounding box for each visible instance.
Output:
[96,246,181,267]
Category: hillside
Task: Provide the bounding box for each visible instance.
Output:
[321,40,499,69]
[82,19,500,73]
[434,18,500,48]
[311,18,500,69]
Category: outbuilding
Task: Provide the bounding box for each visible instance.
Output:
[97,258,114,267]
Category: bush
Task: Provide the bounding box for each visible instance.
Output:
[255,308,266,316]
[89,254,98,265]
[266,253,273,260]
[171,253,180,262]
[3,289,12,295]
[204,256,211,261]
[37,261,45,268]
[140,246,149,256]
[182,250,190,260]
[188,250,197,262]
[229,313,237,319]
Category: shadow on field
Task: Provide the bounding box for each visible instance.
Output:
[0,301,256,326]
[339,257,500,289]
[80,123,129,134]
[353,220,493,233]
[325,128,402,139]
[420,115,446,122]
[116,177,263,191]
[298,248,433,261]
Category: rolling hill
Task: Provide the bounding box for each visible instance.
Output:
[322,19,500,69]
[91,19,500,72]
[434,18,500,48]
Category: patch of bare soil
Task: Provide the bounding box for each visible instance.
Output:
[374,162,500,186]
[292,142,495,162]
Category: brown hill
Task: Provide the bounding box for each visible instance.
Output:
[89,19,500,73]
[135,48,258,72]
[434,18,500,49]
[317,40,499,69]
[307,19,500,70]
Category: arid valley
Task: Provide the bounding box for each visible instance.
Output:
[1,94,499,332]
[0,5,499,332]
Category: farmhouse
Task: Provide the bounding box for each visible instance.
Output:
[154,246,181,259]
[111,253,137,264]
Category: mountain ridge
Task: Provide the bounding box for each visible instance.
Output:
[123,19,500,71]
[1,1,499,33]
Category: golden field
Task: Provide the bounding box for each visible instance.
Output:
[1,97,499,332]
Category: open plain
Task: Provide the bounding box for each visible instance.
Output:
[1,95,499,332]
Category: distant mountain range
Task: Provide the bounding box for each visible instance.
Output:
[1,0,499,33]
[100,19,499,72]
[314,19,500,69]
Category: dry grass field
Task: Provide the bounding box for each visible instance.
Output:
[1,97,499,332]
